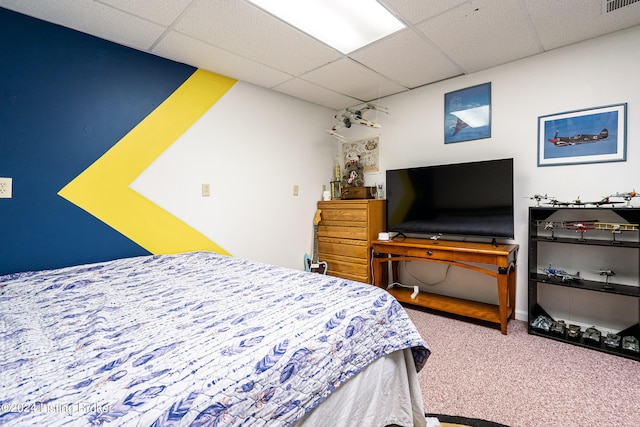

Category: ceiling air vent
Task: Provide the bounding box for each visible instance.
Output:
[602,0,640,13]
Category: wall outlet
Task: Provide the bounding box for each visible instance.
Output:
[202,183,211,197]
[0,177,12,198]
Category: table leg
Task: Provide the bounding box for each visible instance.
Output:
[497,272,509,335]
[508,264,516,320]
[373,256,383,288]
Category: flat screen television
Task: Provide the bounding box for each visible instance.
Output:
[385,158,514,239]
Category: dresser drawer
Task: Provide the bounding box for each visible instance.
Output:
[324,258,369,282]
[318,239,368,259]
[320,208,368,223]
[318,225,368,240]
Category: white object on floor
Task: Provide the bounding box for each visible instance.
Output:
[426,417,441,427]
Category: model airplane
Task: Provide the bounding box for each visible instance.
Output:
[545,198,567,206]
[594,222,639,233]
[588,196,624,207]
[540,265,581,282]
[548,128,608,147]
[529,194,552,207]
[564,220,597,240]
[611,189,638,199]
[610,189,638,207]
[326,103,388,141]
[545,197,585,207]
[594,221,639,243]
[542,221,557,239]
[594,269,616,290]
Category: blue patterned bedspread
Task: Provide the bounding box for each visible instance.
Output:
[0,252,429,426]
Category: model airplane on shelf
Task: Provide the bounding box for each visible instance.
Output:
[543,196,622,207]
[609,189,638,207]
[564,220,596,232]
[589,196,624,207]
[594,269,616,290]
[540,265,581,283]
[594,222,639,232]
[326,102,388,141]
[528,194,552,207]
[548,128,608,147]
[594,222,639,243]
[565,220,597,240]
[544,197,577,207]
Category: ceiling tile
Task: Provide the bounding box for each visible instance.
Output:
[301,58,408,102]
[383,0,468,24]
[0,0,166,50]
[523,0,640,50]
[152,31,291,88]
[174,0,341,76]
[153,32,293,88]
[416,0,543,73]
[273,78,361,110]
[351,29,463,89]
[100,0,192,26]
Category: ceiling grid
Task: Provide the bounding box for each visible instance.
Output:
[1,0,639,110]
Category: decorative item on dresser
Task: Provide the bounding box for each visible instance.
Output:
[317,199,385,284]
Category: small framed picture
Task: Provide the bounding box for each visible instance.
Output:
[444,82,491,144]
[537,103,627,167]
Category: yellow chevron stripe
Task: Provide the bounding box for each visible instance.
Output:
[58,69,236,255]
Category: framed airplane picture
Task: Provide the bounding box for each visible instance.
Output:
[537,103,627,167]
[444,82,491,144]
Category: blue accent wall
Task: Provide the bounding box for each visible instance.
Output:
[0,8,197,274]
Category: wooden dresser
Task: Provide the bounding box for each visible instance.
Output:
[317,199,386,284]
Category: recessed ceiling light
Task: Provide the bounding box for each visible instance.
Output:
[247,0,405,54]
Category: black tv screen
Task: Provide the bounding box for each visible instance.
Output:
[386,158,514,239]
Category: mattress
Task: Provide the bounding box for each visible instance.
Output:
[0,251,429,426]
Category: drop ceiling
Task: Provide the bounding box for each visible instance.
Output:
[2,0,640,110]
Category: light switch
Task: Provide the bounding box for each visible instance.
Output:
[202,183,210,197]
[0,177,12,198]
[293,185,299,196]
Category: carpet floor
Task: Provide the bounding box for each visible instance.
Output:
[406,306,640,427]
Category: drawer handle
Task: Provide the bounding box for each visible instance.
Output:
[427,251,433,256]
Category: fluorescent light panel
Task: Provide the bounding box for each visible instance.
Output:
[247,0,405,54]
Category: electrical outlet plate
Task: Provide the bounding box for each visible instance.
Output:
[0,177,12,198]
[201,183,210,197]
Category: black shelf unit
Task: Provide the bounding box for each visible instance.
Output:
[528,206,640,361]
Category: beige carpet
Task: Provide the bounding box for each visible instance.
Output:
[408,307,640,426]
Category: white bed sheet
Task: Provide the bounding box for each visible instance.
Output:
[295,348,426,427]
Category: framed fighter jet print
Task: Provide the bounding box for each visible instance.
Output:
[537,103,627,167]
[444,82,491,144]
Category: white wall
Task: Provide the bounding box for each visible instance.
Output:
[352,26,640,321]
[133,81,336,270]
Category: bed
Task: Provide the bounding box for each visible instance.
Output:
[0,251,430,426]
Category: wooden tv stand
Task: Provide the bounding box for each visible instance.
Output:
[372,237,518,334]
